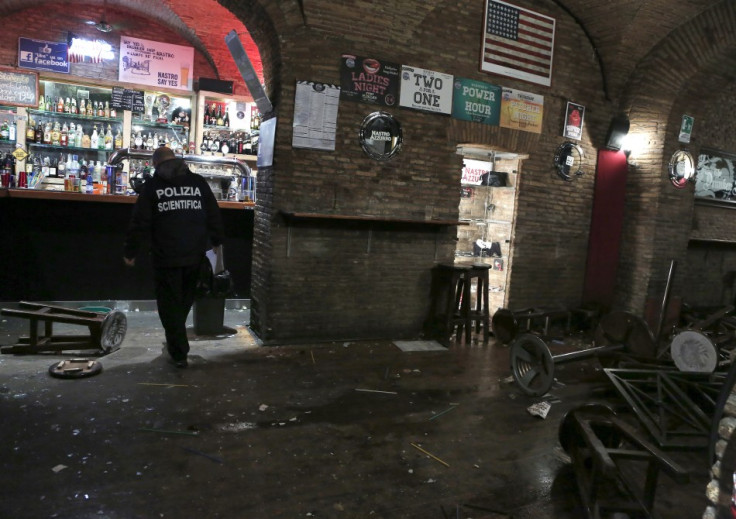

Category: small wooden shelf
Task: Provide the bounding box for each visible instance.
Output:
[281,211,468,226]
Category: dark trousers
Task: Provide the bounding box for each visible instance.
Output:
[154,264,200,361]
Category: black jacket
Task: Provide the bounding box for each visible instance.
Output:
[124,158,224,267]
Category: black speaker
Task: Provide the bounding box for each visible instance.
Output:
[196,77,234,95]
[605,115,630,151]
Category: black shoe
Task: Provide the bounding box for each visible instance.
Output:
[167,356,188,368]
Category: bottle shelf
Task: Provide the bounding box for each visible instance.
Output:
[132,119,188,131]
[29,109,122,125]
[28,142,115,153]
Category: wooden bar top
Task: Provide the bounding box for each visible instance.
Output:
[1,188,254,210]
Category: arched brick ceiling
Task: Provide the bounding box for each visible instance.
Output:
[0,0,263,98]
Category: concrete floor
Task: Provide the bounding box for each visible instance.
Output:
[0,304,712,518]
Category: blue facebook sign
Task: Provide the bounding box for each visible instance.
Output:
[18,37,69,74]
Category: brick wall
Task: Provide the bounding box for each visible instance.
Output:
[223,0,613,343]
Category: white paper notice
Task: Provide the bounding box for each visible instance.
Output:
[292,81,340,151]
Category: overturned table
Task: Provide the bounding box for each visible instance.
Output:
[1,302,127,355]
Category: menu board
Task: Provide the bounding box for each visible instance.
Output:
[0,67,38,107]
[111,86,145,113]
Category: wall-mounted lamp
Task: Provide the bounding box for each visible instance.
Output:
[604,115,630,151]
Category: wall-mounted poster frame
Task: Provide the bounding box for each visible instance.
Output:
[0,67,38,108]
[694,147,736,204]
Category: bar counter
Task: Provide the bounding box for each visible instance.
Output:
[0,188,254,302]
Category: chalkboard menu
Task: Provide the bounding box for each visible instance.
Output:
[0,67,38,107]
[111,86,145,113]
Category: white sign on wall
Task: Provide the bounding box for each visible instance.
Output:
[399,65,453,115]
[118,36,193,91]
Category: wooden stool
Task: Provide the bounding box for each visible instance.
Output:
[1,302,127,355]
[467,263,492,343]
[429,263,473,343]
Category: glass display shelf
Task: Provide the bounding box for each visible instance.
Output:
[28,109,122,125]
[27,142,116,153]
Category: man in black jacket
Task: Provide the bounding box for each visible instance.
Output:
[124,147,224,368]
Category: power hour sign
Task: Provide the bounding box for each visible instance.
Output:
[399,65,453,115]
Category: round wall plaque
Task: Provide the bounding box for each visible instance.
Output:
[554,141,584,181]
[359,111,403,161]
[668,149,695,189]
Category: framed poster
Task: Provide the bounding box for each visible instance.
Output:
[694,148,736,202]
[499,87,544,133]
[399,65,453,115]
[481,0,555,87]
[452,78,501,125]
[18,37,69,74]
[340,55,399,107]
[563,102,584,140]
[119,36,193,91]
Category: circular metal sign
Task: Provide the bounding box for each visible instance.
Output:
[359,111,402,161]
[670,330,718,373]
[668,150,695,189]
[554,141,584,181]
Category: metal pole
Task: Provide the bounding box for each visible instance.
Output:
[656,260,677,344]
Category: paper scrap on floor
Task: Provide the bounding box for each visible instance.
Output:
[393,340,447,352]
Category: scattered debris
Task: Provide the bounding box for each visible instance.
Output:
[214,422,256,433]
[428,405,459,421]
[181,446,223,464]
[138,427,200,436]
[355,388,398,395]
[527,401,551,419]
[138,383,190,388]
[258,404,269,411]
[51,464,67,473]
[410,442,450,467]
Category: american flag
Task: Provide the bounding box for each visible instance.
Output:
[481,0,555,87]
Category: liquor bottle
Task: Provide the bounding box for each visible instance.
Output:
[0,120,8,140]
[87,100,94,117]
[79,99,86,116]
[204,103,211,126]
[8,120,16,142]
[38,95,45,111]
[43,122,52,144]
[145,132,153,150]
[71,98,78,115]
[223,108,230,127]
[104,125,113,150]
[216,104,223,126]
[35,123,43,143]
[90,125,99,149]
[74,124,82,148]
[57,153,66,177]
[81,128,91,149]
[97,101,104,118]
[211,134,221,153]
[60,122,68,147]
[135,131,143,149]
[104,101,110,118]
[46,97,52,112]
[51,122,61,146]
[110,103,117,119]
[152,133,159,149]
[56,97,64,113]
[236,133,244,154]
[221,139,229,155]
[114,129,122,150]
[26,117,36,141]
[64,98,71,113]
